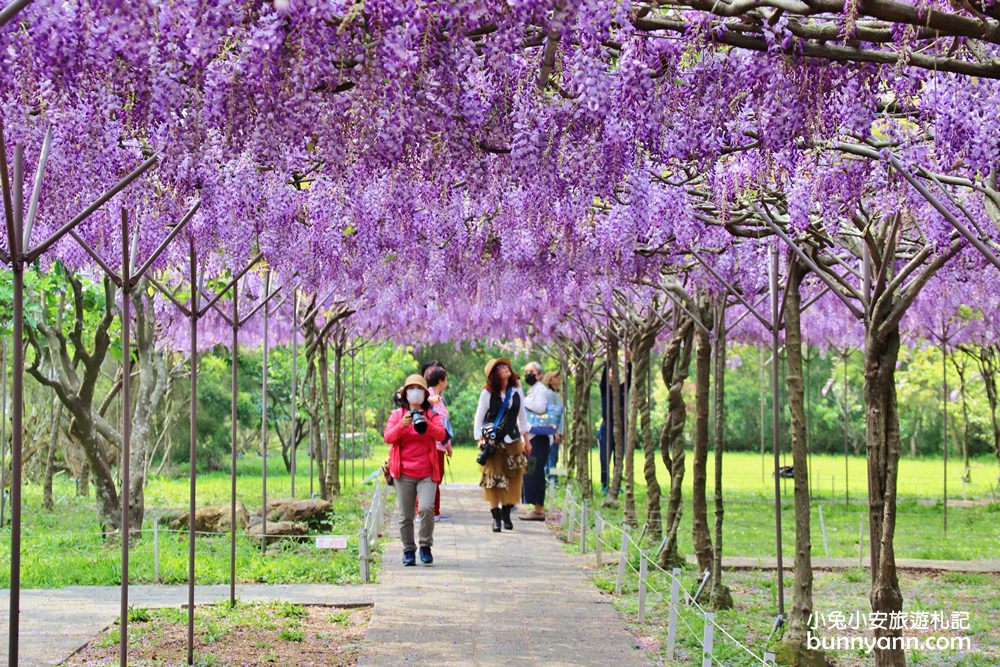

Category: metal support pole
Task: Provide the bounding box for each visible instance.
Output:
[230,280,239,606]
[579,500,587,554]
[638,551,648,623]
[769,246,785,617]
[1,339,7,528]
[759,345,766,485]
[186,235,198,667]
[351,351,356,488]
[119,209,132,666]
[261,272,270,551]
[805,346,813,498]
[290,289,298,498]
[702,612,716,667]
[6,143,25,667]
[615,528,629,595]
[942,335,948,536]
[361,345,366,481]
[843,350,850,506]
[667,568,680,660]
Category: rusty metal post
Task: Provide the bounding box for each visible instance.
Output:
[843,349,850,506]
[119,209,132,666]
[230,278,239,606]
[351,349,356,488]
[261,271,270,550]
[1,339,7,528]
[186,234,198,666]
[941,335,949,536]
[290,288,298,498]
[769,246,785,618]
[5,142,26,667]
[0,133,157,666]
[361,344,366,481]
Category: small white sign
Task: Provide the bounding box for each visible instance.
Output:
[315,535,349,550]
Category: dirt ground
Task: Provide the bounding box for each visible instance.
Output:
[66,602,372,666]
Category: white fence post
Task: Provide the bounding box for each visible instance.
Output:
[567,501,576,544]
[153,521,160,584]
[561,488,571,531]
[374,484,383,539]
[594,512,603,566]
[818,503,829,558]
[579,501,588,554]
[667,567,680,660]
[615,527,630,595]
[359,526,371,583]
[638,551,648,623]
[702,611,715,667]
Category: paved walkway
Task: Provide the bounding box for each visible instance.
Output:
[359,484,647,667]
[0,583,374,666]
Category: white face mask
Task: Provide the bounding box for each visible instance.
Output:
[406,388,425,405]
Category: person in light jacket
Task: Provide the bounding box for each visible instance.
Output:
[473,357,531,532]
[384,374,447,566]
[520,361,552,520]
[542,370,565,484]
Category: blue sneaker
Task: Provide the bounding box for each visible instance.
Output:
[419,546,433,564]
[402,550,416,566]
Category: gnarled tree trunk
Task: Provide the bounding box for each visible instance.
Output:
[780,256,823,664]
[710,300,732,610]
[659,311,693,569]
[865,323,905,667]
[691,298,714,574]
[569,351,595,498]
[629,325,659,541]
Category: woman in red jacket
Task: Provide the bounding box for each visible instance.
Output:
[384,374,447,566]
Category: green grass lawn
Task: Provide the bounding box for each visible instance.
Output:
[536,450,999,562]
[0,450,378,589]
[1,443,994,589]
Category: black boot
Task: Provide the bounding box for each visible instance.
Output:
[501,505,514,531]
[490,507,502,533]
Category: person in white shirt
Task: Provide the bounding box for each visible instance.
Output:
[542,370,565,483]
[473,357,531,532]
[520,361,552,520]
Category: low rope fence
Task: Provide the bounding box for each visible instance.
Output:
[2,482,393,586]
[358,478,389,583]
[554,487,780,666]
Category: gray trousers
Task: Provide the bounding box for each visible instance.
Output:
[395,475,436,551]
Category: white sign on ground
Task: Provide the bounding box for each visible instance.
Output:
[315,536,349,550]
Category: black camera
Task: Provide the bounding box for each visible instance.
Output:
[477,424,498,465]
[476,440,496,466]
[410,409,428,435]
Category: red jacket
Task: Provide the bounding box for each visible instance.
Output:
[384,407,447,482]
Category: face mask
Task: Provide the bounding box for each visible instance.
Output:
[524,373,537,386]
[406,388,425,405]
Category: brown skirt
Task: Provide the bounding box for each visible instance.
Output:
[479,437,527,506]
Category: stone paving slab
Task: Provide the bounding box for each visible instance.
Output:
[0,583,373,666]
[358,486,649,667]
